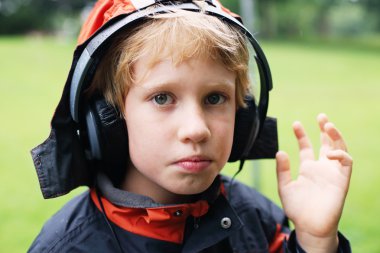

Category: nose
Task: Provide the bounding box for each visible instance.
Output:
[177,105,211,144]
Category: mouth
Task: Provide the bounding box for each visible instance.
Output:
[174,155,212,173]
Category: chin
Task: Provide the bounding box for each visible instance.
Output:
[170,181,212,196]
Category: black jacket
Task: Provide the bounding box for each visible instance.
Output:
[28,175,351,253]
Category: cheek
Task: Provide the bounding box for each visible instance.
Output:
[211,114,236,159]
[126,113,169,163]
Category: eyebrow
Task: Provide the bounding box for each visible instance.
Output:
[140,80,235,94]
[207,81,235,90]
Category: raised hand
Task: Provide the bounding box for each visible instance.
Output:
[276,114,352,252]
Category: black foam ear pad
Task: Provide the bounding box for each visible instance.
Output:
[228,96,259,162]
[84,96,129,185]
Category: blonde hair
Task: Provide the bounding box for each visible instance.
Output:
[89,9,250,113]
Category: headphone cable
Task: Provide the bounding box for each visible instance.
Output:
[95,186,125,253]
[228,159,245,201]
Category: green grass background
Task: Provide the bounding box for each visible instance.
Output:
[0,36,379,252]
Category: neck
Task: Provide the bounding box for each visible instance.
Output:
[121,166,195,204]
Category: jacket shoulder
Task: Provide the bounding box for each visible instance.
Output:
[28,190,104,253]
[221,175,285,220]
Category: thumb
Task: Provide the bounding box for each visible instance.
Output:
[276,151,292,189]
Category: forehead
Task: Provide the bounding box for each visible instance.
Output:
[132,53,236,88]
[135,35,223,71]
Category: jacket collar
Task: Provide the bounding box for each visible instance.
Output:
[91,173,243,248]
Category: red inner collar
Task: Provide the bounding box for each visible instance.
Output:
[91,190,209,243]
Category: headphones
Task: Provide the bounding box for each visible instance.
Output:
[69,1,273,183]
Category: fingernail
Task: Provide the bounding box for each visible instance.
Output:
[292,121,301,128]
[325,122,335,130]
[317,113,327,121]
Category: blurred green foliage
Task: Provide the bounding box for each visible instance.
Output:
[0,0,87,34]
[222,0,380,39]
[1,0,380,39]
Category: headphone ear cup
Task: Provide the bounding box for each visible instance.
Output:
[228,97,259,162]
[84,96,129,185]
[84,103,103,160]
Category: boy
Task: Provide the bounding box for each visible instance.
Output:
[29,1,353,252]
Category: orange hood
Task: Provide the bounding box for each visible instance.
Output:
[77,0,241,45]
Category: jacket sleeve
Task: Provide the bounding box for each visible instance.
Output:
[283,231,352,253]
[250,195,352,253]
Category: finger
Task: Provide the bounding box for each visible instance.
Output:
[293,121,315,161]
[317,113,329,132]
[327,150,353,178]
[327,150,353,168]
[317,113,332,158]
[276,151,292,188]
[324,122,348,152]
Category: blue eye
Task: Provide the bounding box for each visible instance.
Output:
[206,94,226,105]
[153,93,173,105]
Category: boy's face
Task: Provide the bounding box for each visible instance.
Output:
[123,55,236,203]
